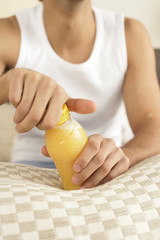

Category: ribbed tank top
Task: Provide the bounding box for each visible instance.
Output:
[11,3,127,168]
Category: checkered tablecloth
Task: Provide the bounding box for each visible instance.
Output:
[0,154,160,240]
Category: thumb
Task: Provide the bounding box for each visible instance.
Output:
[66,98,97,114]
[41,145,50,157]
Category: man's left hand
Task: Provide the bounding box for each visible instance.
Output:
[72,134,130,189]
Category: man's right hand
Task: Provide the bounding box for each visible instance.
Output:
[2,68,96,133]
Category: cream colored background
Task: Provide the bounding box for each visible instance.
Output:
[0,0,160,48]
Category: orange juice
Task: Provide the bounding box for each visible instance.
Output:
[45,105,88,190]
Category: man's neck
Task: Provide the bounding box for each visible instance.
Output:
[43,0,96,63]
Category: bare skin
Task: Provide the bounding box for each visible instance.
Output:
[0,0,160,189]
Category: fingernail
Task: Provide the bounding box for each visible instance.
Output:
[72,176,80,185]
[73,164,81,173]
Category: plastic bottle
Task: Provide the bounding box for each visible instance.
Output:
[45,104,88,190]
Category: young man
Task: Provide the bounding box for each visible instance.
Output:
[0,0,160,189]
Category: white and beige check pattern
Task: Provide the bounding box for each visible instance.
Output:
[0,154,160,240]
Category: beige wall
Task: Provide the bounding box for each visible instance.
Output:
[0,0,160,48]
[92,0,160,48]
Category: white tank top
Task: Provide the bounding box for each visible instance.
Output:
[11,3,127,167]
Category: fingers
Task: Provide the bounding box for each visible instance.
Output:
[15,77,56,133]
[81,151,129,188]
[13,74,40,124]
[37,85,68,130]
[8,69,24,108]
[66,98,97,114]
[72,137,116,186]
[72,136,130,188]
[100,157,130,184]
[73,134,103,173]
[81,149,121,188]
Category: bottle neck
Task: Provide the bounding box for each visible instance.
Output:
[56,104,70,126]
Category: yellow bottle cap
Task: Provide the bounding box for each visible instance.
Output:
[57,104,70,126]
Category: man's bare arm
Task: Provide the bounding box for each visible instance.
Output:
[122,18,160,166]
[0,16,20,105]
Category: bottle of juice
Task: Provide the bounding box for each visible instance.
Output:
[45,104,88,190]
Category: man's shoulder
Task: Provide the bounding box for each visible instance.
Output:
[0,16,19,37]
[124,17,152,65]
[125,17,150,45]
[125,17,148,36]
